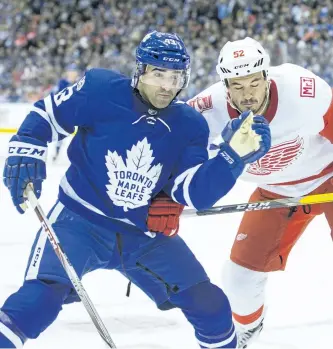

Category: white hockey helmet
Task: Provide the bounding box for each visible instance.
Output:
[216,37,270,82]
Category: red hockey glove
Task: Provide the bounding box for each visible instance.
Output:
[147,192,185,237]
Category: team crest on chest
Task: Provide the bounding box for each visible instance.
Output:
[247,136,304,176]
[105,138,163,211]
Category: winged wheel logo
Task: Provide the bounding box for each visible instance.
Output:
[247,136,304,175]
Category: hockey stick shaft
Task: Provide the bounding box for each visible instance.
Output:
[181,192,333,218]
[26,185,117,348]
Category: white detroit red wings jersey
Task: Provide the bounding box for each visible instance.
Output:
[188,63,333,197]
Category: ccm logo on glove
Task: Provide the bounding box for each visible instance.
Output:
[4,136,47,214]
[220,151,235,165]
[8,142,47,161]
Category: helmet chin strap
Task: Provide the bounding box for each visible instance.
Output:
[227,79,271,115]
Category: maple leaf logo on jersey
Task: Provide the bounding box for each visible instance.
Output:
[105,138,163,211]
[247,136,304,176]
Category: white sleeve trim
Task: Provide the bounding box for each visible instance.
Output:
[30,106,58,142]
[182,163,202,207]
[0,322,23,348]
[44,95,71,136]
[60,175,106,216]
[60,175,136,226]
[171,163,202,208]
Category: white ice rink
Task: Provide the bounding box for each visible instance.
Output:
[1,140,333,349]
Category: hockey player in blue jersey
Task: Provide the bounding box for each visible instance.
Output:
[52,64,80,162]
[56,64,80,93]
[1,31,271,348]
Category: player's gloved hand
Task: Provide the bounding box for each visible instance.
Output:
[211,110,271,177]
[3,135,47,214]
[147,192,185,237]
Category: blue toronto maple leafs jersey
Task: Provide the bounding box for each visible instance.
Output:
[54,78,71,94]
[17,69,237,233]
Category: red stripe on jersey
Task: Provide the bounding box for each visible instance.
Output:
[319,89,333,144]
[269,161,333,186]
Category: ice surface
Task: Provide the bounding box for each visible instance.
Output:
[0,136,333,348]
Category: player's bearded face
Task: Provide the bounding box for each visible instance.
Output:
[138,65,183,108]
[228,72,269,114]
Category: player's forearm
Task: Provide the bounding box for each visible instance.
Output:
[17,111,53,143]
[166,155,243,211]
[17,98,68,144]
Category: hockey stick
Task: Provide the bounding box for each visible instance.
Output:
[25,184,117,348]
[182,192,333,218]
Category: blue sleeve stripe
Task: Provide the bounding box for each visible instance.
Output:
[44,95,71,136]
[29,106,58,142]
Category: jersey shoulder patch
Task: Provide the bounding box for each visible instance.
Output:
[188,94,213,113]
[187,82,223,114]
[299,76,315,98]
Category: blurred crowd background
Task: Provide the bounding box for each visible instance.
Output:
[1,0,333,103]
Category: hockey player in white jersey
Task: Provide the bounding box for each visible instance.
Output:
[147,37,333,348]
[0,31,272,348]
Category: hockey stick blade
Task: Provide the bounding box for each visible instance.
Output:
[182,192,333,218]
[25,184,117,348]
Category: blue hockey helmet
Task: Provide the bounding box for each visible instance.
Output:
[133,30,191,90]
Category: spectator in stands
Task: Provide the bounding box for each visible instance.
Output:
[1,0,333,103]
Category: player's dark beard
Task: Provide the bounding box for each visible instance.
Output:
[237,92,269,115]
[255,90,270,115]
[156,88,173,98]
[241,99,257,105]
[135,87,174,110]
[240,100,258,112]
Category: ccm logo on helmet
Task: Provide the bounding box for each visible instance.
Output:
[234,64,249,69]
[163,57,180,62]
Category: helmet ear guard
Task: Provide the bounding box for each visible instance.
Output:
[132,62,147,88]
